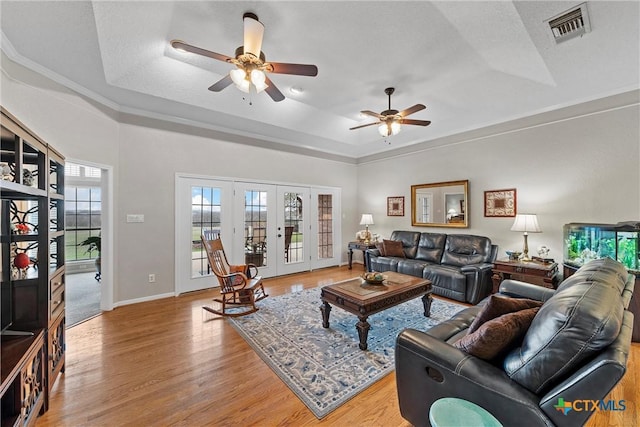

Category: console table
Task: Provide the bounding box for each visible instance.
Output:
[347,241,377,270]
[492,259,559,293]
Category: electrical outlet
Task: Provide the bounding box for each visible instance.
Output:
[148,274,156,283]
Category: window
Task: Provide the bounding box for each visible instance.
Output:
[65,186,101,261]
[317,194,333,259]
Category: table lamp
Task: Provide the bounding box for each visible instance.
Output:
[510,214,541,261]
[360,214,374,244]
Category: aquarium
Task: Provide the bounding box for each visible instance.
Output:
[563,222,639,274]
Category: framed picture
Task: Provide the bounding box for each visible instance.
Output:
[387,196,404,216]
[484,189,517,217]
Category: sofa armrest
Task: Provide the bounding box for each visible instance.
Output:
[460,263,494,304]
[396,328,551,427]
[460,262,494,273]
[498,279,555,302]
[366,248,381,257]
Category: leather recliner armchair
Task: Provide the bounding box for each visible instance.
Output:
[395,258,634,427]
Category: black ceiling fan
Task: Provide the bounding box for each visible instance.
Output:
[171,12,317,102]
[350,88,431,136]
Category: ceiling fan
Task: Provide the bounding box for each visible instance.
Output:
[171,12,318,102]
[350,88,431,137]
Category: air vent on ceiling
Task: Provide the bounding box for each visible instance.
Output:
[546,2,591,44]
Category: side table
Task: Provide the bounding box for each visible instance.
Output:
[347,241,377,270]
[492,259,559,293]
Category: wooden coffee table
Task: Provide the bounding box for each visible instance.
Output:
[320,271,433,350]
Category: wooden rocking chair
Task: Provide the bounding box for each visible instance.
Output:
[201,236,268,317]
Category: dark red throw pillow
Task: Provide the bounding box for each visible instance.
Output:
[375,242,386,256]
[382,239,405,258]
[468,295,543,333]
[453,307,540,360]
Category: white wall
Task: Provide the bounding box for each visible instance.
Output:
[357,103,640,263]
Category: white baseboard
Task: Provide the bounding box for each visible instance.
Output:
[114,292,175,308]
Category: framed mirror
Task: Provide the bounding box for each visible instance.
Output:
[411,180,468,228]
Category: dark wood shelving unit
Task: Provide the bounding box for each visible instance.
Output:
[1,107,65,426]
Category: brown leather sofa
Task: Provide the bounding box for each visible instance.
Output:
[395,257,634,427]
[367,231,498,304]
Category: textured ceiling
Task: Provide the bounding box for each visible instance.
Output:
[1,1,638,161]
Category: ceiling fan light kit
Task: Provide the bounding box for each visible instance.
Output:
[379,121,402,137]
[170,12,318,102]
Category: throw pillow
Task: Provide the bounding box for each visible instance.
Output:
[468,295,543,334]
[375,242,386,256]
[453,307,540,360]
[229,264,247,285]
[383,239,405,258]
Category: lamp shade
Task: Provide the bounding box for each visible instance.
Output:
[510,214,541,233]
[360,214,374,226]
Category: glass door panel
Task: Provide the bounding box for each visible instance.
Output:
[191,186,221,279]
[277,186,309,275]
[317,194,333,260]
[243,189,268,268]
[311,188,341,269]
[176,177,232,294]
[233,182,276,278]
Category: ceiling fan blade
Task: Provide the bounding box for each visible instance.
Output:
[360,110,383,119]
[349,122,380,130]
[264,76,285,102]
[398,104,426,117]
[208,74,233,92]
[243,13,264,57]
[400,119,432,126]
[267,62,318,76]
[171,40,233,63]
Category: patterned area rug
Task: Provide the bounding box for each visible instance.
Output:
[228,286,465,419]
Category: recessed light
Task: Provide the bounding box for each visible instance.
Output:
[290,86,304,95]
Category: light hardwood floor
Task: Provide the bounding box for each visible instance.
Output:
[37,266,638,426]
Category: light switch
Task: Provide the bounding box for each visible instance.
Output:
[126,214,144,223]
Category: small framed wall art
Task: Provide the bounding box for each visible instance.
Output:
[484,188,517,217]
[387,196,405,216]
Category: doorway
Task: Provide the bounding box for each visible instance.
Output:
[64,161,113,326]
[175,175,341,295]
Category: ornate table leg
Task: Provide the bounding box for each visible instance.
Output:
[422,293,433,317]
[320,301,332,328]
[356,316,371,350]
[348,247,354,269]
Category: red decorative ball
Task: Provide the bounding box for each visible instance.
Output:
[14,253,30,269]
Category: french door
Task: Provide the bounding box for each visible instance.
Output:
[176,175,340,294]
[276,185,310,275]
[232,183,310,277]
[175,177,233,294]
